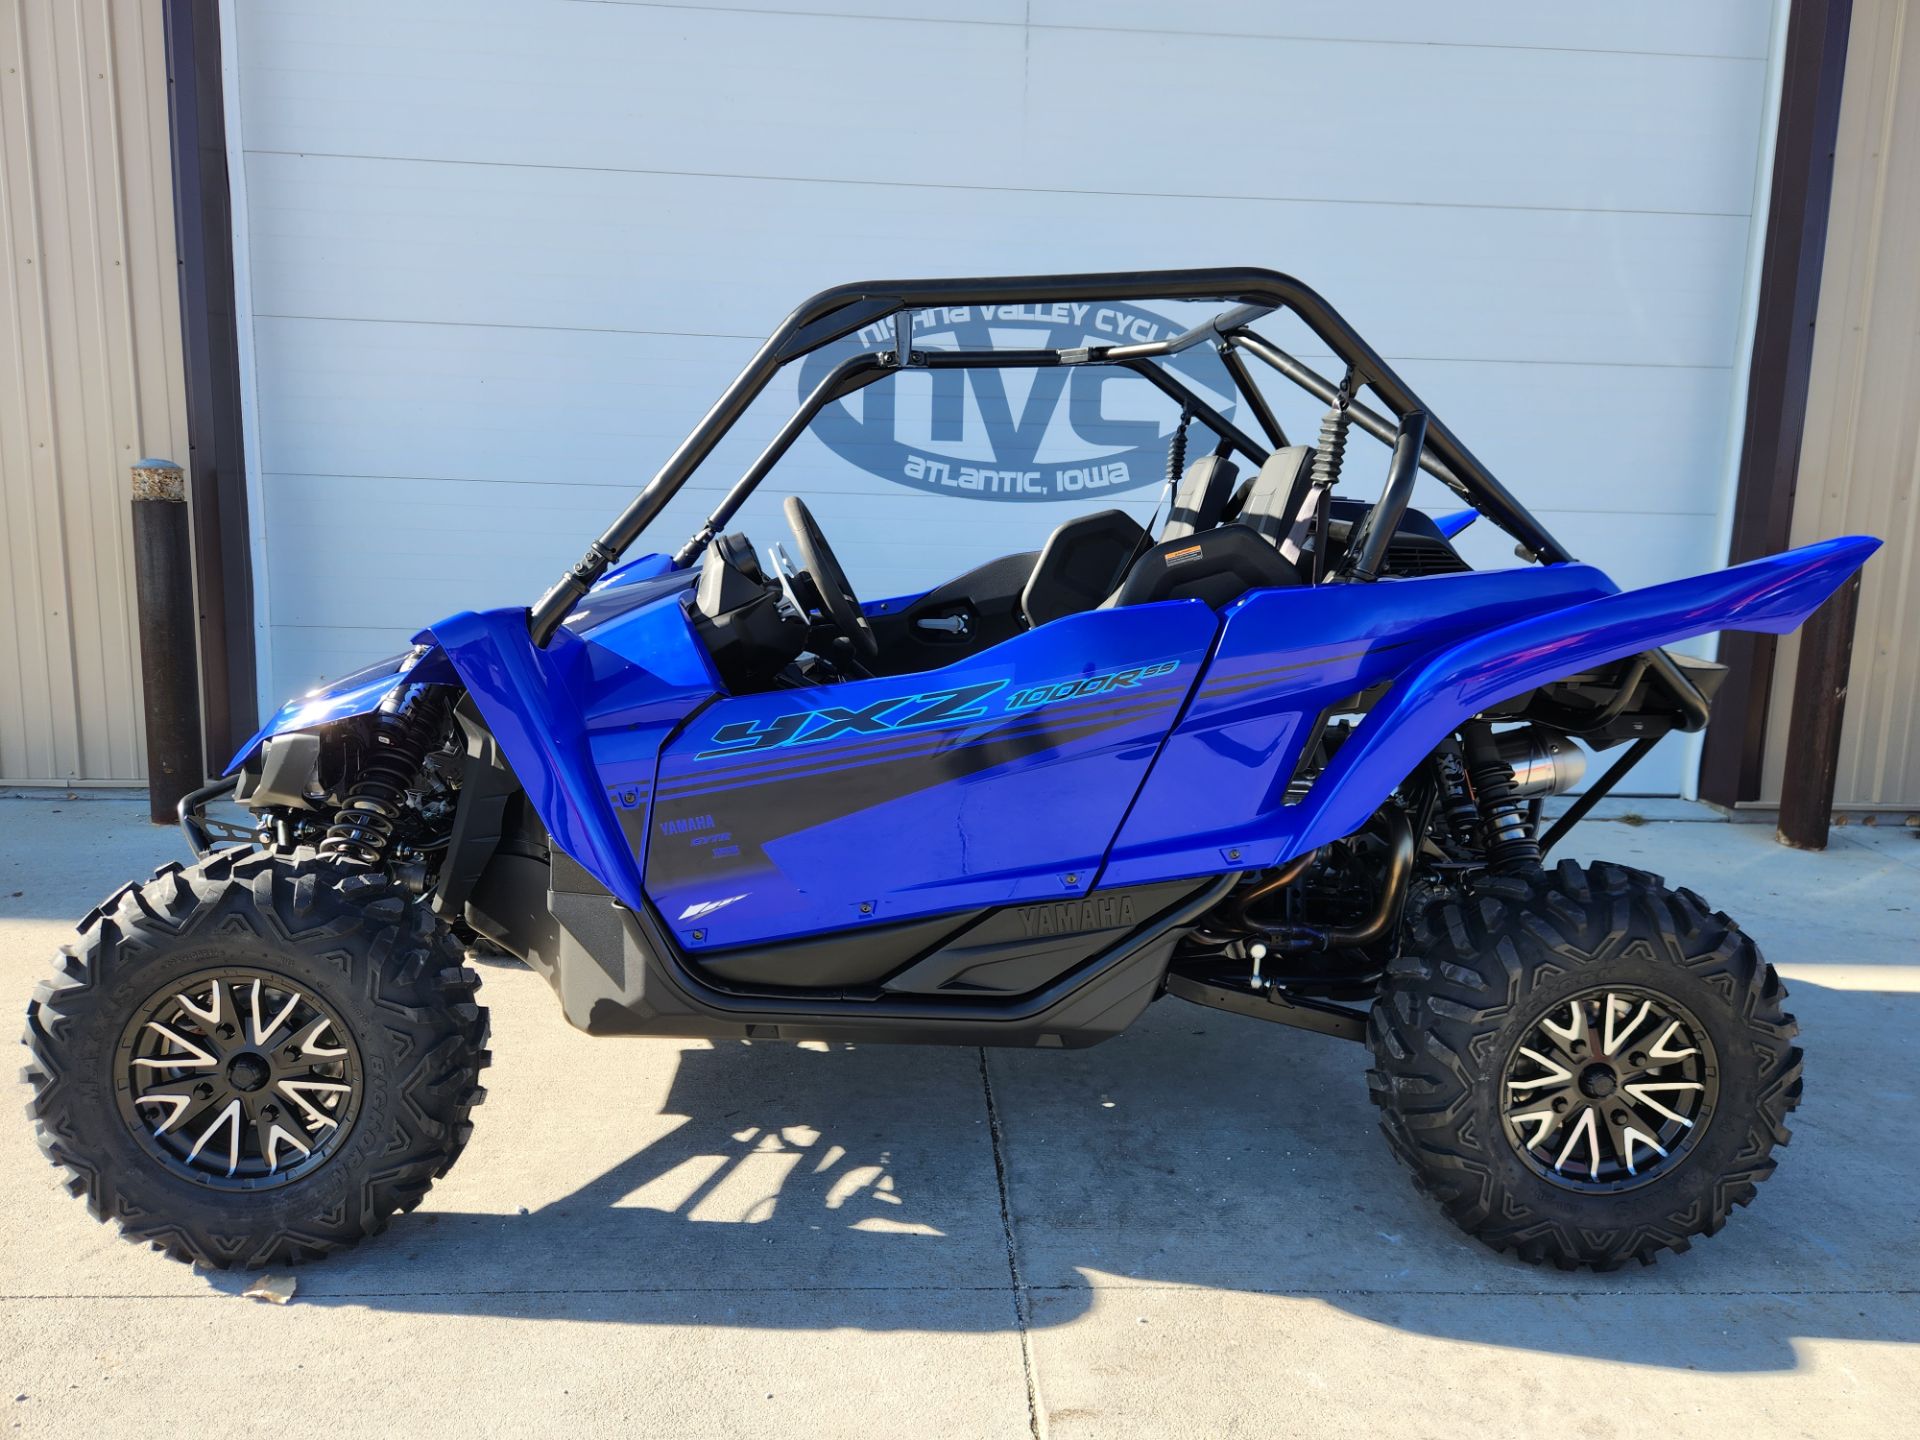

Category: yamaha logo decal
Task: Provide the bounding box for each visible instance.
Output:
[800,302,1238,503]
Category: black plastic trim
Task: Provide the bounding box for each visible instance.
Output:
[526,872,1236,1047]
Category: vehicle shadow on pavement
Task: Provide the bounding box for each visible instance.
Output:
[272,967,1919,1373]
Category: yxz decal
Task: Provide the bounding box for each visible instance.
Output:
[696,681,1005,759]
[694,662,1185,761]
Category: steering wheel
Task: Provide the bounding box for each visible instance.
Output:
[783,495,879,663]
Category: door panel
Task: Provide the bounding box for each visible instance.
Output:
[647,602,1217,950]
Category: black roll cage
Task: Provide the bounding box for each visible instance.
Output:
[517,269,1709,742]
[525,265,1708,736]
[527,267,1573,644]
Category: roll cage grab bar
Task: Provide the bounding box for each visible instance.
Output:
[526,266,1707,730]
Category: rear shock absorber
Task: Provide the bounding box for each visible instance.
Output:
[319,684,452,868]
[1462,723,1541,872]
[1434,741,1480,852]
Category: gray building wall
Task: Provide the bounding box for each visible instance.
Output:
[1,0,188,784]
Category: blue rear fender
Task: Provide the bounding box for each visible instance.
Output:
[1102,560,1618,884]
[1266,535,1878,868]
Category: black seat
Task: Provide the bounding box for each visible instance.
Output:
[1162,455,1239,540]
[1227,445,1315,546]
[1104,523,1302,611]
[1020,508,1147,627]
[1021,457,1271,629]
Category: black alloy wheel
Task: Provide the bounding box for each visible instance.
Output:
[115,969,364,1189]
[1499,986,1715,1192]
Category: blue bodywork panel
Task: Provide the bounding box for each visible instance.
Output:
[230,536,1879,945]
[229,648,462,769]
[1102,562,1616,884]
[1286,534,1880,856]
[648,602,1215,948]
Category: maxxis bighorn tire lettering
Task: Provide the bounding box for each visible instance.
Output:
[1366,859,1801,1270]
[20,847,490,1268]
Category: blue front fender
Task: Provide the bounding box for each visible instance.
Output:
[421,609,652,902]
[225,646,463,774]
[1284,534,1880,858]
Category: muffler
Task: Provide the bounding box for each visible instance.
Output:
[1495,726,1587,797]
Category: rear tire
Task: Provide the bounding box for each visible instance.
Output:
[21,848,489,1268]
[1366,859,1800,1270]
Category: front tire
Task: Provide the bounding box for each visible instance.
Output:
[22,848,489,1267]
[1367,860,1800,1269]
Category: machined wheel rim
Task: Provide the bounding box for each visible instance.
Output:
[1499,986,1716,1193]
[114,968,364,1191]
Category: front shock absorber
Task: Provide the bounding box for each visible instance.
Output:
[319,684,452,868]
[1462,723,1541,872]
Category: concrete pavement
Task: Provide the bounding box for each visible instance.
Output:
[2,796,1916,1438]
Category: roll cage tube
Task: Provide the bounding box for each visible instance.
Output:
[1346,410,1427,584]
[674,348,1269,583]
[526,267,1575,644]
[676,351,893,565]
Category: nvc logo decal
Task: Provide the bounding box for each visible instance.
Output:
[799,302,1238,503]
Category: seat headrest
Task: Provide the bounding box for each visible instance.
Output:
[1160,455,1240,541]
[1232,445,1315,545]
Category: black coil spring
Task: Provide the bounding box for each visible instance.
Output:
[319,684,451,868]
[1165,404,1192,489]
[1462,726,1540,872]
[1435,745,1480,851]
[1309,378,1353,492]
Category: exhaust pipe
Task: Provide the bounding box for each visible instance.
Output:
[1495,727,1587,797]
[1248,806,1415,955]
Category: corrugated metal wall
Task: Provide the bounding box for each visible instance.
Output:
[0,0,187,785]
[1761,0,1920,811]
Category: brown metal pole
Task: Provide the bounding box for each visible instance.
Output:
[165,0,259,771]
[1776,571,1864,850]
[131,460,205,824]
[1698,0,1854,808]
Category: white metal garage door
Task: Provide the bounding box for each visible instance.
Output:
[226,0,1784,793]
